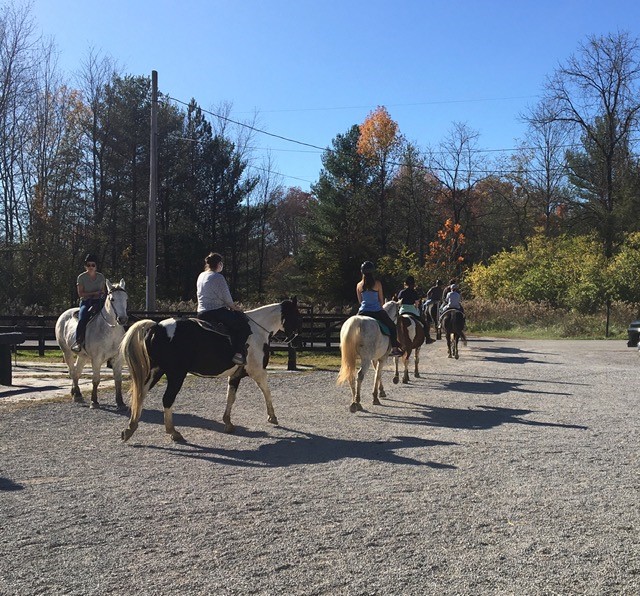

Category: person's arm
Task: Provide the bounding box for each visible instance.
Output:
[376,281,385,305]
[356,282,363,304]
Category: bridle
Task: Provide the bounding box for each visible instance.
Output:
[100,287,128,328]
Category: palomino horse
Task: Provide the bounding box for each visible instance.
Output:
[55,279,128,409]
[392,304,426,384]
[423,300,441,340]
[336,301,397,413]
[120,298,301,443]
[442,309,467,359]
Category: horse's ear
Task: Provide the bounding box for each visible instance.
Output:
[119,278,125,289]
[106,279,113,291]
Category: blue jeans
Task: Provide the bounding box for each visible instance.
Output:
[76,298,103,344]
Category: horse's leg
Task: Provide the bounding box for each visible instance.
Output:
[122,367,163,442]
[222,370,246,433]
[372,359,384,405]
[402,353,410,384]
[414,346,420,378]
[447,332,453,358]
[454,334,460,360]
[392,354,400,385]
[378,362,386,399]
[89,358,103,409]
[163,371,187,442]
[250,368,279,427]
[350,361,368,412]
[111,355,126,410]
[70,353,89,402]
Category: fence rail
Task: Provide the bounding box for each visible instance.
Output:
[0,309,351,355]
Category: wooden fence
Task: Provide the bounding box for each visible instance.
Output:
[0,307,351,356]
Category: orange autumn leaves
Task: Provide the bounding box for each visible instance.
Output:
[357,106,400,161]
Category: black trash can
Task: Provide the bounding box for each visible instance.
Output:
[627,320,640,347]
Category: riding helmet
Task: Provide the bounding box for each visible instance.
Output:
[84,253,98,264]
[436,279,442,285]
[360,261,375,274]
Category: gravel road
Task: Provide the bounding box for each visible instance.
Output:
[0,338,638,595]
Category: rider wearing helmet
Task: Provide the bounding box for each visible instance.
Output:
[356,261,403,357]
[72,253,106,352]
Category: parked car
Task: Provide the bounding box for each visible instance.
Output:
[627,320,640,347]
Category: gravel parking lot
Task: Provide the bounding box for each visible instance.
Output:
[1,337,638,595]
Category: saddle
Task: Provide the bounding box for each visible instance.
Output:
[360,314,391,337]
[72,303,103,321]
[190,318,232,339]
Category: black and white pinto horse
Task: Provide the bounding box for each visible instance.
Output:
[120,298,301,443]
[336,301,397,413]
[442,309,467,359]
[392,303,426,384]
[55,279,129,409]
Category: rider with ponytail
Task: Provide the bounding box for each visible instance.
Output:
[356,261,403,357]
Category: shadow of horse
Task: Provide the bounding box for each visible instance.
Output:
[134,428,458,470]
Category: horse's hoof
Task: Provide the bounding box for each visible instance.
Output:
[224,424,236,433]
[415,373,421,378]
[402,379,408,384]
[349,403,358,413]
[393,377,399,385]
[121,429,133,442]
[448,354,453,358]
[268,416,279,425]
[171,432,186,443]
[379,390,386,398]
[73,396,84,403]
[116,402,128,413]
[89,401,99,409]
[455,354,459,360]
[372,397,381,406]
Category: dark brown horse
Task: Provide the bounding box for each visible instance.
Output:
[442,309,467,359]
[423,300,442,340]
[393,309,426,384]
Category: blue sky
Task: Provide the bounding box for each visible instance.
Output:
[31,0,640,191]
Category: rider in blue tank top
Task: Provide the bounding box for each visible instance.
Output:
[356,261,403,356]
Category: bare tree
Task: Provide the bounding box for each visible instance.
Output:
[427,121,486,227]
[543,31,640,258]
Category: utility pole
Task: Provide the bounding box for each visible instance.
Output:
[146,70,158,310]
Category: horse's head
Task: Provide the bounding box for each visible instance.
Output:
[105,278,129,326]
[280,296,302,343]
[383,300,399,323]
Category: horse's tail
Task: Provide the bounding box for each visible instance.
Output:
[121,319,156,421]
[337,318,360,386]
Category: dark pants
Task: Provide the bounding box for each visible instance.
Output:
[198,308,251,354]
[76,298,103,344]
[360,309,399,347]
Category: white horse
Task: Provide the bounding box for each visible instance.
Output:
[55,279,128,409]
[336,301,398,413]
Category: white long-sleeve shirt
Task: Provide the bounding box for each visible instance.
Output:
[196,271,234,312]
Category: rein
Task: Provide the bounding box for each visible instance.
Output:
[245,310,299,345]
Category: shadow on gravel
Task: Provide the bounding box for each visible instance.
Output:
[422,405,588,431]
[0,384,61,398]
[0,476,24,491]
[377,402,588,431]
[134,430,457,469]
[442,379,571,396]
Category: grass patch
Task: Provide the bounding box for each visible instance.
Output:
[269,350,341,370]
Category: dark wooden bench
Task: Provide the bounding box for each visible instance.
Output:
[0,332,26,386]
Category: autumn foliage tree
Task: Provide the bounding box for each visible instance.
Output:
[422,218,467,284]
[357,106,402,254]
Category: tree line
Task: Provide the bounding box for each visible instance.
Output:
[1,3,639,314]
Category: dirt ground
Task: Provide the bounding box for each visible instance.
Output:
[1,338,638,595]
